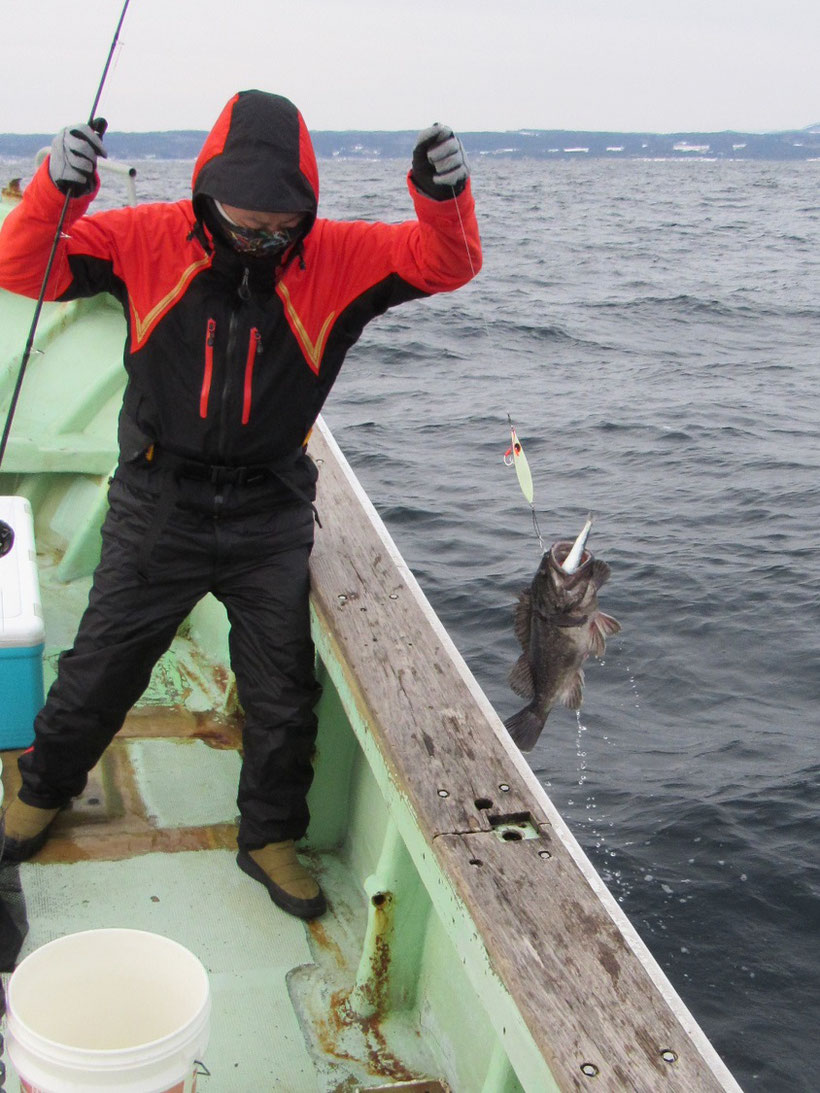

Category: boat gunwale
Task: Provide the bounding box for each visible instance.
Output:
[308,416,741,1093]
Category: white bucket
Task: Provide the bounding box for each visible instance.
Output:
[6,929,210,1092]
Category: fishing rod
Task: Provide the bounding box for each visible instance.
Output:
[0,0,131,472]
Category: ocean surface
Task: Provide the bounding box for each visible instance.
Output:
[2,150,818,1091]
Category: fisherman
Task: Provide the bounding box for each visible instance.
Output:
[0,90,481,919]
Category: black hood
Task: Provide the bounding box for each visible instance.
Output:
[192,91,319,238]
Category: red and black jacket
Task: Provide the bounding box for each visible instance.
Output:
[0,91,482,469]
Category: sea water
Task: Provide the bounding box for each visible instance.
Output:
[322,157,820,1093]
[1,151,817,1092]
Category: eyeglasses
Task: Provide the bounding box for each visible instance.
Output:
[213,200,302,257]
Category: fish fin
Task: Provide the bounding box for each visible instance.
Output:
[589,611,620,656]
[591,559,611,589]
[588,622,607,658]
[562,671,585,710]
[595,612,621,636]
[504,705,547,751]
[512,589,533,650]
[508,653,535,699]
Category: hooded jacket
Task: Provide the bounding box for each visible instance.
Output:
[0,91,482,469]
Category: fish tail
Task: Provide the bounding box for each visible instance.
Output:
[504,705,547,751]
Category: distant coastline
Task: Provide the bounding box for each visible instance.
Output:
[1,126,818,161]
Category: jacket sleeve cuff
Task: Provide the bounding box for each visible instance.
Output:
[404,173,482,288]
[36,157,101,221]
[406,170,474,214]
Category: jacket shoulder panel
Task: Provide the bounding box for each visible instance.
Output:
[74,201,211,350]
[276,217,416,373]
[278,202,480,374]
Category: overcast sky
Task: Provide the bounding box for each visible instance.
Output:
[1,0,817,135]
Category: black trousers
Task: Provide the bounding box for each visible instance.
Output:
[18,463,321,849]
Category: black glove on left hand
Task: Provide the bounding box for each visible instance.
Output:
[411,123,470,200]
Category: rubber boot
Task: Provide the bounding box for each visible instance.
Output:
[1,797,60,862]
[236,840,327,920]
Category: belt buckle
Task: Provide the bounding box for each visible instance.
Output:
[209,464,252,486]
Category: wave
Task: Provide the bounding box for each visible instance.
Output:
[587,293,758,320]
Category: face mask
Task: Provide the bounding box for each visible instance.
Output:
[212,200,300,258]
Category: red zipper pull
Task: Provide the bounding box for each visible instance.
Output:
[242,327,261,425]
[200,318,216,419]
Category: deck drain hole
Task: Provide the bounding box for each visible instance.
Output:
[371,892,388,908]
[581,1062,599,1078]
[474,798,493,810]
[488,811,539,841]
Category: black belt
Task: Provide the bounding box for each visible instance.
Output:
[174,461,271,486]
[132,446,320,580]
[147,447,298,485]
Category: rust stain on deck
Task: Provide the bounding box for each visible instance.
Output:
[308,918,348,971]
[1,714,240,865]
[315,986,416,1085]
[33,824,238,864]
[120,706,243,749]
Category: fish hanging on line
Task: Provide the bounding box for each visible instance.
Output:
[504,514,621,751]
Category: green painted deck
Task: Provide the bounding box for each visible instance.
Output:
[0,676,483,1092]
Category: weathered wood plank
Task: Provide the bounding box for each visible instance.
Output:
[435,830,722,1092]
[308,418,739,1092]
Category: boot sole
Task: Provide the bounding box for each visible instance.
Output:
[236,849,327,920]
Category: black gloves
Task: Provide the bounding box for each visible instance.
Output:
[411,123,470,200]
[48,123,108,196]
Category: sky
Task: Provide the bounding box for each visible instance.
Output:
[0,0,817,135]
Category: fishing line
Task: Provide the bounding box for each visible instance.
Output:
[451,188,492,342]
[451,182,545,552]
[0,0,132,473]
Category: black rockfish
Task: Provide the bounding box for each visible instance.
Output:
[505,519,620,751]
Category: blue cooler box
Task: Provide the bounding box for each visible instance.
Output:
[0,496,45,749]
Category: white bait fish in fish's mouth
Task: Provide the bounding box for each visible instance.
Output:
[559,512,593,574]
[504,533,620,751]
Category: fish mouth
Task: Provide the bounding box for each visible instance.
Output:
[545,513,595,583]
[548,542,594,585]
